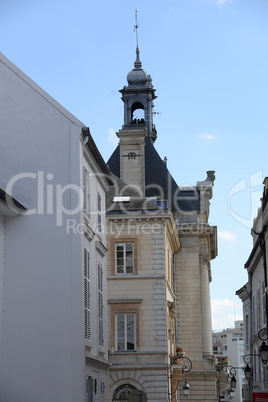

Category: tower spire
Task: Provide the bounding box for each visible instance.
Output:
[133,8,139,48]
[133,9,142,69]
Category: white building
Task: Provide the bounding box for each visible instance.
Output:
[237,178,268,402]
[213,321,245,402]
[0,52,110,402]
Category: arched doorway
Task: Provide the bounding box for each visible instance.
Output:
[112,384,147,402]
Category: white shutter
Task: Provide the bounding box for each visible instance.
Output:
[84,248,90,340]
[98,192,102,232]
[98,262,104,346]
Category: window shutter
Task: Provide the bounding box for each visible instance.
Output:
[83,166,87,211]
[86,376,93,402]
[84,248,90,340]
[100,380,105,402]
[262,280,266,326]
[98,192,102,232]
[98,263,104,346]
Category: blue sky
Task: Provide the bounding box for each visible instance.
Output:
[1,0,268,330]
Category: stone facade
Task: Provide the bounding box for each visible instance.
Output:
[106,47,218,401]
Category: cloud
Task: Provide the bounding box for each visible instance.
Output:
[211,298,243,331]
[218,230,237,241]
[108,128,118,144]
[197,133,218,141]
[214,0,232,7]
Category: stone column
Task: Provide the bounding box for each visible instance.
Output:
[200,253,213,358]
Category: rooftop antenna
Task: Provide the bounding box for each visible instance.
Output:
[133,8,139,48]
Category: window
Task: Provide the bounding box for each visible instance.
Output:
[116,243,134,274]
[116,314,135,351]
[84,248,90,340]
[98,262,104,347]
[97,192,102,232]
[83,166,89,214]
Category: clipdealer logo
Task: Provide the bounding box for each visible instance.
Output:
[227,170,263,229]
[5,171,83,227]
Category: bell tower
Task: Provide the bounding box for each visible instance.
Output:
[119,10,157,143]
[119,47,157,143]
[116,12,157,195]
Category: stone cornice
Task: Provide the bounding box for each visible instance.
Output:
[108,299,142,304]
[95,240,108,256]
[84,218,95,241]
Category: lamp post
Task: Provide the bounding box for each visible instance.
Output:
[243,328,268,383]
[258,328,268,364]
[215,362,238,401]
[169,355,192,400]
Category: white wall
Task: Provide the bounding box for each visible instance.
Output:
[0,53,85,402]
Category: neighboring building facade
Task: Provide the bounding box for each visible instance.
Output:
[106,46,218,401]
[0,53,110,402]
[213,321,245,402]
[237,178,268,402]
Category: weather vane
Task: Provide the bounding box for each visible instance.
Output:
[133,8,139,47]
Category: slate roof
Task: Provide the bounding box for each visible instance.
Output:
[106,173,163,214]
[107,136,200,212]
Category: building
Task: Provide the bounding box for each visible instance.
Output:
[106,45,218,401]
[212,321,245,402]
[0,52,110,402]
[236,178,268,402]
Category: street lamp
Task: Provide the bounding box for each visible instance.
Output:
[169,355,192,400]
[230,374,237,390]
[215,363,238,401]
[259,341,268,364]
[244,364,252,382]
[182,380,190,398]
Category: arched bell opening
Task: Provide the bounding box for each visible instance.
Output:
[131,102,145,124]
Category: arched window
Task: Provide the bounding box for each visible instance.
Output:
[112,384,136,401]
[112,385,147,402]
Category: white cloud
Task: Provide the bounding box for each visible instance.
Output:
[211,298,243,331]
[218,230,237,242]
[108,128,118,144]
[214,0,232,7]
[197,133,218,141]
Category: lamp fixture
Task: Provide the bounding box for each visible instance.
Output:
[182,380,190,398]
[259,340,268,364]
[169,354,192,401]
[244,364,252,382]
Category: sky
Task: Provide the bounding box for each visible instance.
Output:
[1,0,268,330]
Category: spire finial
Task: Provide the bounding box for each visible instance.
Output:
[133,8,139,48]
[133,9,142,69]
